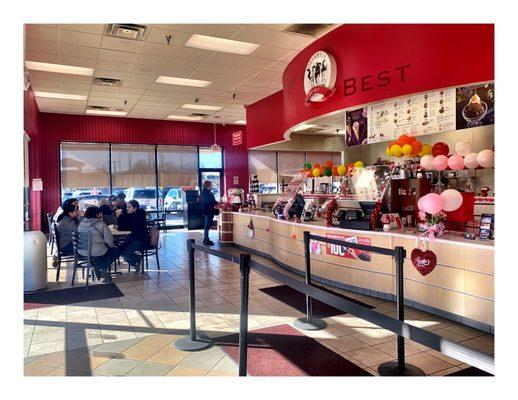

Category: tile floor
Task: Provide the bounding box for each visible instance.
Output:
[24,229,494,376]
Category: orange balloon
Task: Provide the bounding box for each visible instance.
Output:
[319,166,325,176]
[325,159,333,167]
[313,163,320,169]
[410,140,423,157]
[397,134,413,146]
[332,166,338,176]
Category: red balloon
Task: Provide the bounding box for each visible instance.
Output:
[410,141,423,157]
[397,134,413,146]
[432,142,450,157]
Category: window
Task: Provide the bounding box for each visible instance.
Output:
[248,150,277,194]
[60,142,110,206]
[111,144,157,211]
[278,151,305,192]
[199,147,222,169]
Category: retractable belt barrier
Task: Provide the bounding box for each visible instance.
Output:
[174,237,494,377]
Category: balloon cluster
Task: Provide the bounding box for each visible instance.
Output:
[418,189,464,214]
[419,140,494,171]
[304,159,364,178]
[386,135,429,158]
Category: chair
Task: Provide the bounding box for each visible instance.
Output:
[137,226,161,273]
[46,213,55,253]
[51,223,75,282]
[71,231,95,288]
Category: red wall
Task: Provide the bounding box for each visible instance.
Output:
[34,113,248,230]
[247,24,494,148]
[24,88,42,231]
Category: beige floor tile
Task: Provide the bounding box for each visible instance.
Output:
[66,353,112,372]
[24,362,56,376]
[405,352,454,375]
[458,338,494,354]
[432,328,469,343]
[431,366,462,376]
[373,340,421,358]
[325,335,370,353]
[425,349,464,366]
[346,347,394,368]
[119,343,162,361]
[444,324,486,339]
[138,333,179,348]
[147,346,189,366]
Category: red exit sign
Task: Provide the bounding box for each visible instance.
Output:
[232,131,243,146]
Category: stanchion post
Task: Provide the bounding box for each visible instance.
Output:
[294,231,327,331]
[238,253,251,377]
[174,239,212,352]
[378,246,424,376]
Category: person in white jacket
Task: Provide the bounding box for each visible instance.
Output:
[77,206,120,282]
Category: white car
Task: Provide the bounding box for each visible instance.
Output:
[124,187,157,210]
[164,187,183,212]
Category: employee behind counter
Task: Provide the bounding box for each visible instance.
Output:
[272,193,305,221]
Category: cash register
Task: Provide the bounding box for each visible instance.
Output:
[337,201,387,231]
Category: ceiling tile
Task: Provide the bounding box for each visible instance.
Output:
[266,31,314,49]
[100,36,144,53]
[232,26,279,44]
[59,29,102,48]
[94,59,131,73]
[174,24,245,39]
[58,24,105,35]
[60,43,99,59]
[25,25,58,42]
[249,24,290,31]
[25,39,59,54]
[146,27,192,46]
[98,49,137,63]
[251,45,294,61]
[238,57,275,69]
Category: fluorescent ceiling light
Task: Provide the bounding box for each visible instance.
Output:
[34,91,87,101]
[86,109,127,117]
[181,103,222,111]
[336,129,345,134]
[25,61,94,76]
[234,120,246,124]
[167,115,204,121]
[155,76,211,88]
[185,34,260,55]
[293,124,316,132]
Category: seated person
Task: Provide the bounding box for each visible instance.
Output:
[108,195,118,212]
[99,201,117,226]
[52,203,79,267]
[117,200,148,272]
[78,206,120,283]
[115,193,127,212]
[54,197,78,222]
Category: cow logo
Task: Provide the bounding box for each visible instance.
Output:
[304,51,337,104]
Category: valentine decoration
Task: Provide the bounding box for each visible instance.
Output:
[455,140,472,156]
[418,193,444,215]
[476,149,494,168]
[418,209,446,241]
[432,155,448,171]
[420,154,434,170]
[321,198,338,227]
[411,245,438,276]
[440,189,463,212]
[432,142,449,157]
[369,201,383,230]
[418,143,432,156]
[464,152,479,169]
[447,154,465,171]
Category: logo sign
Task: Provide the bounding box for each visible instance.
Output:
[304,51,337,104]
[232,131,243,146]
[325,233,372,262]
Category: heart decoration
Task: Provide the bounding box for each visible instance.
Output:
[410,248,437,276]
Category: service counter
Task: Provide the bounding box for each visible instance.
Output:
[229,210,494,332]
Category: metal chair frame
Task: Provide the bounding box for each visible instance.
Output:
[71,231,96,288]
[51,223,75,282]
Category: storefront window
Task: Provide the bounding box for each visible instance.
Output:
[248,150,277,194]
[111,144,157,211]
[60,142,110,208]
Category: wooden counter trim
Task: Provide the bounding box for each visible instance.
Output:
[232,212,494,250]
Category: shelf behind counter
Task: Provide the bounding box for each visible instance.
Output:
[222,209,494,332]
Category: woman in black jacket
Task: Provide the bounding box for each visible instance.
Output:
[117,200,148,272]
[200,181,218,246]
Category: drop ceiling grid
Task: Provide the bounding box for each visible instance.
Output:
[25,23,337,123]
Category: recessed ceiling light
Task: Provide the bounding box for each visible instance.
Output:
[34,91,87,101]
[293,124,316,132]
[85,109,127,117]
[25,61,94,76]
[185,34,260,55]
[336,129,346,134]
[234,120,246,124]
[156,76,211,88]
[181,104,222,111]
[167,115,204,121]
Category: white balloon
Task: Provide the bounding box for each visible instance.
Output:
[455,141,472,156]
[476,149,494,168]
[420,154,435,170]
[440,189,463,212]
[464,152,479,169]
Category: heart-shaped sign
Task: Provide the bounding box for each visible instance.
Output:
[410,248,437,276]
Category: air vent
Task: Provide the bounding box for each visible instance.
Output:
[93,77,121,87]
[88,105,110,111]
[284,24,333,37]
[190,113,209,117]
[105,24,149,41]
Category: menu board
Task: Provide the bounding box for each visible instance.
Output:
[350,87,458,147]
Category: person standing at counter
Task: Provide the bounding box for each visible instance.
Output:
[201,181,218,246]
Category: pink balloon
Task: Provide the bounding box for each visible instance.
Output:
[464,152,479,169]
[440,189,463,212]
[476,149,494,168]
[432,155,448,171]
[418,193,444,215]
[447,154,465,171]
[420,154,434,170]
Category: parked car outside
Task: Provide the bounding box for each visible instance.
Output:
[77,194,106,210]
[124,187,157,210]
[164,187,183,213]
